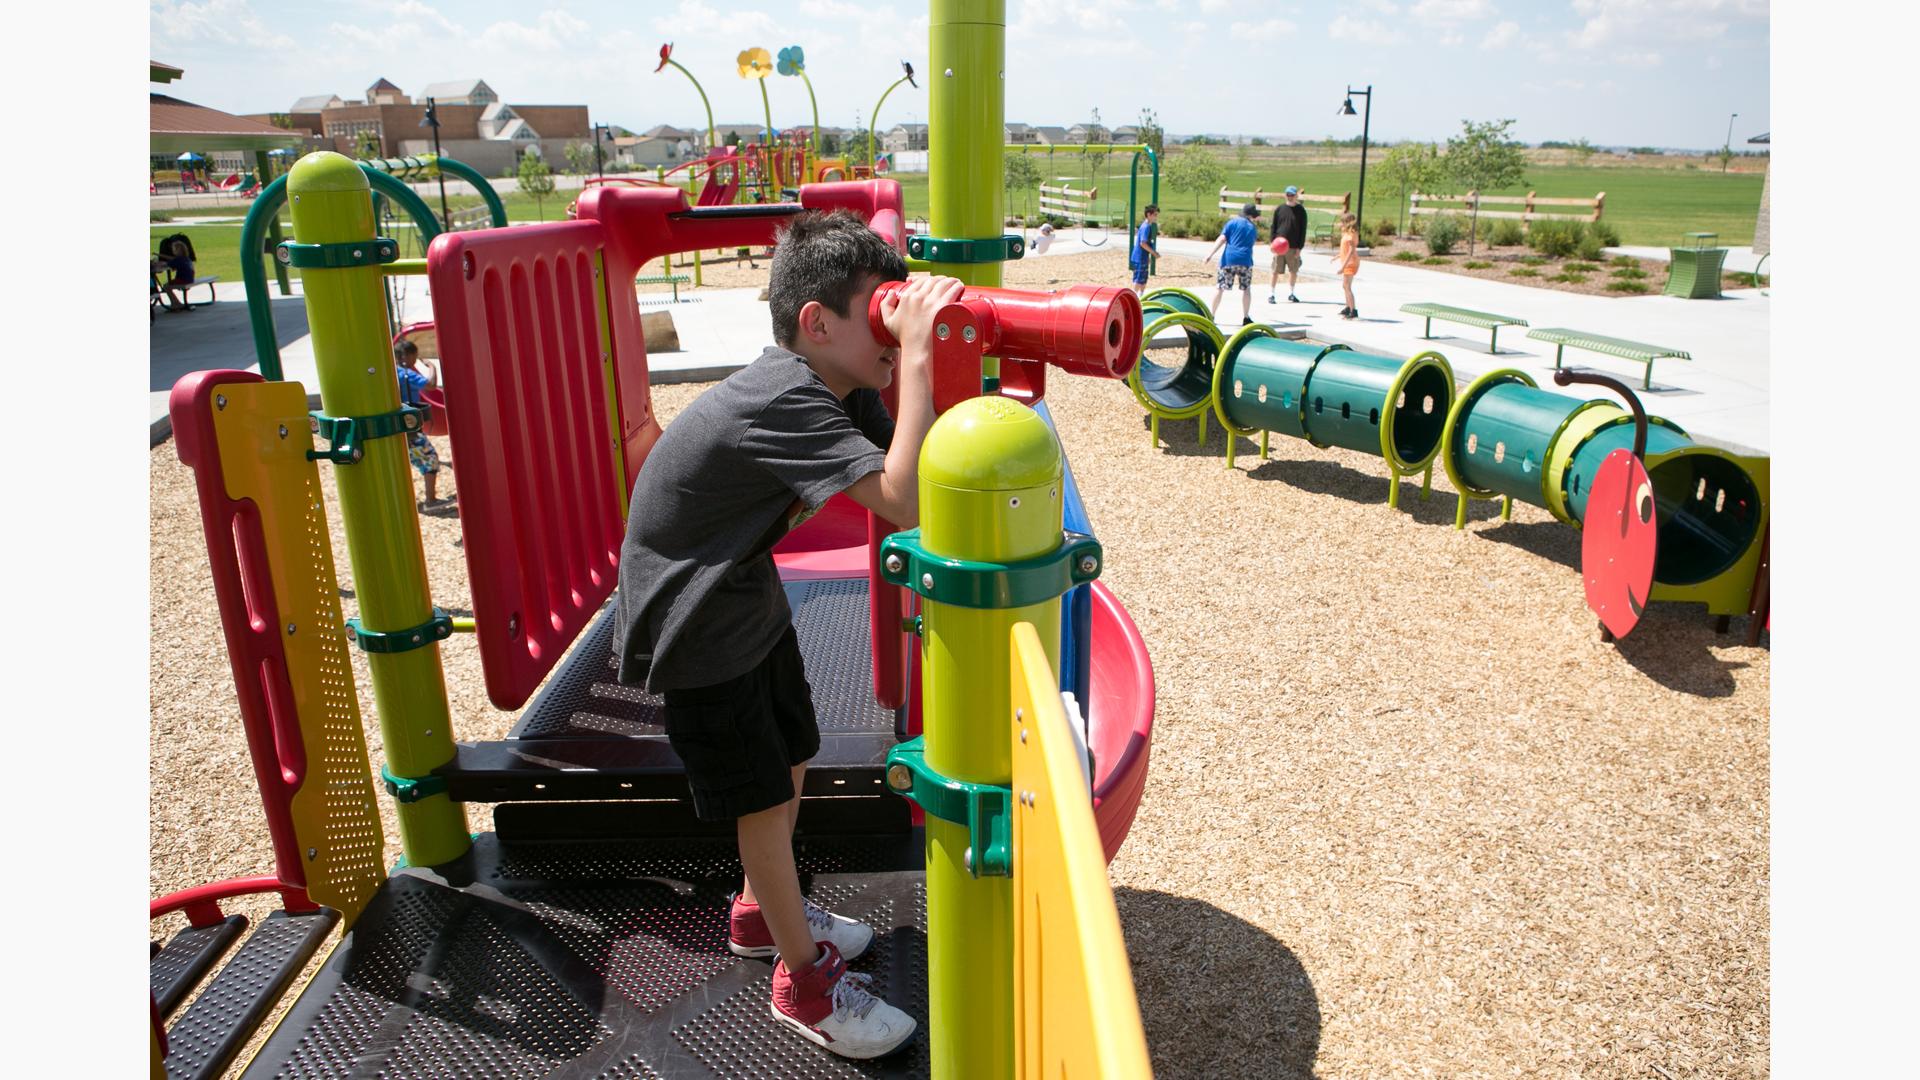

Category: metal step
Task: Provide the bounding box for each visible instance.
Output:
[152,914,248,1018]
[442,577,904,805]
[163,908,338,1080]
[242,833,929,1080]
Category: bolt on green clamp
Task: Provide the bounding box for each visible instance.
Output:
[307,405,428,465]
[276,238,401,269]
[879,529,1102,609]
[885,736,1010,878]
[381,763,449,804]
[907,234,1026,264]
[347,608,454,654]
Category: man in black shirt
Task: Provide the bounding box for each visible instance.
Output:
[1268,186,1308,304]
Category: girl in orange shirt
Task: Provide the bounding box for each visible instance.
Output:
[1333,212,1360,319]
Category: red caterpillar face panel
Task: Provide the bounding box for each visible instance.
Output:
[1581,448,1658,640]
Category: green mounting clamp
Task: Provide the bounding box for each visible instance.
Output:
[276,237,401,269]
[899,614,924,637]
[381,763,449,804]
[307,405,428,465]
[879,530,1102,610]
[347,608,454,654]
[907,234,1026,264]
[884,736,1010,878]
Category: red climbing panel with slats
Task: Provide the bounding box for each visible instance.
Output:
[427,221,628,709]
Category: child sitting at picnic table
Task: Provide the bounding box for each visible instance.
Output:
[154,237,198,312]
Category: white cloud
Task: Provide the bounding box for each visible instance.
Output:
[1411,0,1494,20]
[1328,15,1405,44]
[1229,17,1299,42]
[1438,32,1465,46]
[1481,19,1519,48]
[1567,0,1763,49]
[151,0,294,50]
[798,0,868,18]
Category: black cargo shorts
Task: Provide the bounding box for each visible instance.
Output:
[661,626,821,820]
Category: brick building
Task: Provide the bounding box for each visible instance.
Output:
[266,78,590,176]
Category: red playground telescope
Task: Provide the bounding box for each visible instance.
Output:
[866,280,1143,411]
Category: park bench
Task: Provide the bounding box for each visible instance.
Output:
[153,275,220,314]
[1527,327,1690,390]
[635,272,692,302]
[1400,302,1528,353]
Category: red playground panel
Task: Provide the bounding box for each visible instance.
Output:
[427,221,630,710]
[1581,448,1659,641]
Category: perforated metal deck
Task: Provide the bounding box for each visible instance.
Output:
[241,834,929,1079]
[512,578,899,740]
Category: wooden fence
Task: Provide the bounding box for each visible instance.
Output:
[1407,190,1605,231]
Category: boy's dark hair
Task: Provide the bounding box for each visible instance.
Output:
[394,338,419,360]
[767,210,909,348]
[1143,204,1159,216]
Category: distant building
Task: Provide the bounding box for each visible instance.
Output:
[272,78,588,174]
[1006,122,1039,145]
[1066,123,1109,144]
[883,123,928,152]
[1031,126,1068,146]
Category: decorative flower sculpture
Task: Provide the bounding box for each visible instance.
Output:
[777,46,806,76]
[655,42,673,74]
[737,47,773,78]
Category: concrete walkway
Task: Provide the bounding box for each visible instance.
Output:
[151,235,1770,455]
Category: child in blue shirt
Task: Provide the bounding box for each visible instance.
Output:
[1128,204,1161,294]
[1203,202,1261,325]
[393,339,442,504]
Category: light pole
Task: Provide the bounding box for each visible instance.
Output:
[419,97,450,231]
[1722,112,1738,172]
[1339,85,1373,241]
[592,122,609,178]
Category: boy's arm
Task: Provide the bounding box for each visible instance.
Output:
[843,275,966,529]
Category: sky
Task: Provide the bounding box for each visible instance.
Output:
[150,0,1768,149]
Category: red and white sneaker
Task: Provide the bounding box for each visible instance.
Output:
[728,894,875,961]
[771,942,916,1059]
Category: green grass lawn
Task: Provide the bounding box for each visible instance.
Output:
[154,160,1762,288]
[996,161,1763,247]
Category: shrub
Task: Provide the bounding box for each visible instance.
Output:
[1463,260,1492,269]
[1611,255,1639,268]
[1489,219,1524,247]
[1605,280,1649,294]
[1374,218,1395,237]
[1590,221,1621,247]
[1393,250,1422,262]
[1509,268,1540,277]
[1424,213,1464,255]
[1520,255,1547,266]
[1610,267,1648,280]
[1549,272,1588,283]
[151,210,173,222]
[1528,219,1582,258]
[1422,255,1452,265]
[1575,232,1607,261]
[1564,261,1600,273]
[1405,217,1424,236]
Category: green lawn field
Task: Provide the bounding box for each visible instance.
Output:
[154,159,1763,288]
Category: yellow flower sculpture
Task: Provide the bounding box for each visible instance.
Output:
[736,47,773,78]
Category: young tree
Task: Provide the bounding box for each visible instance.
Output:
[353,128,382,160]
[1234,140,1251,171]
[1715,144,1735,173]
[1322,135,1339,163]
[1572,137,1596,164]
[1376,141,1444,235]
[564,141,594,176]
[1164,146,1225,213]
[1004,152,1042,222]
[1442,118,1528,255]
[1136,107,1164,157]
[518,151,556,220]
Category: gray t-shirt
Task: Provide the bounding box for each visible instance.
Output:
[614,346,893,692]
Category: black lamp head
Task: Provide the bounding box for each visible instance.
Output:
[1339,97,1357,116]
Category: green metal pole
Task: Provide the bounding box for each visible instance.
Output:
[662,58,718,151]
[931,0,1005,387]
[285,152,470,868]
[796,68,821,160]
[756,78,777,190]
[869,74,914,171]
[256,149,292,296]
[918,395,1059,1080]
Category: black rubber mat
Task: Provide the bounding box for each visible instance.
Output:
[164,908,338,1080]
[243,833,929,1080]
[513,579,897,741]
[153,914,248,1017]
